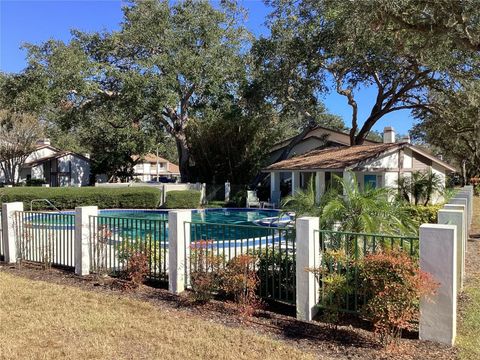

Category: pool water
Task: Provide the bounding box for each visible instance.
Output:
[100,208,280,226]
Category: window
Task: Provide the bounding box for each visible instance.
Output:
[364,174,382,189]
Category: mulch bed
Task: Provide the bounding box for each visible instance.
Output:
[0,264,456,360]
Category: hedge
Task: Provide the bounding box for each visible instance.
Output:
[163,190,201,209]
[406,204,442,226]
[0,187,161,210]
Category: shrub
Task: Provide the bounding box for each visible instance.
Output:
[222,254,262,317]
[406,204,442,226]
[309,249,354,326]
[189,240,225,302]
[360,250,438,346]
[0,186,161,210]
[163,190,201,209]
[25,178,47,187]
[116,236,162,277]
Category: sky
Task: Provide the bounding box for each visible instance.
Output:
[0,0,415,135]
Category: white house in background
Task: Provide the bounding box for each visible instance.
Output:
[267,125,379,164]
[264,127,456,206]
[0,139,91,186]
[132,154,180,182]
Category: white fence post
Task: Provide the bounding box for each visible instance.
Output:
[419,224,457,346]
[200,183,207,205]
[1,202,24,263]
[438,209,465,291]
[296,216,320,321]
[75,206,98,276]
[168,210,191,294]
[443,204,466,284]
[455,191,472,227]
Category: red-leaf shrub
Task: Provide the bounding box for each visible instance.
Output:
[361,250,438,346]
[222,254,263,317]
[189,240,225,302]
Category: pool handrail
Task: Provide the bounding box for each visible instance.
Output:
[30,199,61,212]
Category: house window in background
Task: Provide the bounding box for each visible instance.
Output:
[364,174,377,189]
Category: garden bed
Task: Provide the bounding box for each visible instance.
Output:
[0,264,456,360]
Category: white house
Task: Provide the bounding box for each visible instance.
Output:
[264,127,456,205]
[132,154,180,182]
[0,139,91,186]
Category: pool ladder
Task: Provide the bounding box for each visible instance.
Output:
[30,199,61,212]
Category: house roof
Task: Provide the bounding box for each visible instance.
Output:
[25,151,91,167]
[270,125,379,153]
[265,143,457,172]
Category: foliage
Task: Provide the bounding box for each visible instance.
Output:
[163,190,201,209]
[361,250,438,346]
[222,254,262,317]
[309,249,353,326]
[405,204,442,226]
[396,170,444,205]
[116,236,162,279]
[254,0,461,146]
[412,81,480,183]
[254,248,295,302]
[0,110,44,185]
[0,186,161,210]
[25,178,47,187]
[189,240,225,303]
[321,173,415,235]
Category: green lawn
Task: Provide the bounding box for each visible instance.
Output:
[457,196,480,359]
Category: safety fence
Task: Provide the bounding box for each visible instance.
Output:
[89,215,169,283]
[186,221,296,304]
[315,229,420,314]
[14,211,75,269]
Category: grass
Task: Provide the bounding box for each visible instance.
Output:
[0,272,315,360]
[457,196,480,359]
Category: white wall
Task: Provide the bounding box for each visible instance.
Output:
[362,151,399,170]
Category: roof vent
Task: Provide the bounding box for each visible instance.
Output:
[383,127,395,143]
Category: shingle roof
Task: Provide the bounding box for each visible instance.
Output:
[265,143,403,171]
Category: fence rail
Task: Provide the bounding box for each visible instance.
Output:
[14,211,75,269]
[186,221,296,304]
[89,215,169,283]
[315,229,419,314]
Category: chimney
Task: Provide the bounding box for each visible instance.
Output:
[383,126,395,143]
[36,138,51,147]
[399,135,411,144]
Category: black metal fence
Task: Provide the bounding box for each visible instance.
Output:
[89,215,169,283]
[14,211,75,269]
[315,229,420,314]
[186,221,296,304]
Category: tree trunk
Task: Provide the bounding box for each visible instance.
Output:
[175,132,190,183]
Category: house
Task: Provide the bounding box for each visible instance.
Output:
[267,125,379,165]
[0,139,91,186]
[264,127,456,205]
[132,154,180,182]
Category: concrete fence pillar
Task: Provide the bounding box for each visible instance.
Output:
[455,191,472,227]
[296,216,320,321]
[74,206,98,276]
[168,210,192,294]
[449,197,468,252]
[1,202,24,263]
[200,183,207,205]
[419,224,457,346]
[443,204,466,284]
[438,209,465,291]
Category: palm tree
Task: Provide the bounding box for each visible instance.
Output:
[396,170,444,205]
[321,173,415,235]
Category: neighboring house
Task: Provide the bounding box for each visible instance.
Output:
[267,125,379,165]
[0,139,91,187]
[264,127,456,205]
[132,154,180,182]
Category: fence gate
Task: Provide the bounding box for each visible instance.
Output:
[315,229,419,314]
[14,211,75,270]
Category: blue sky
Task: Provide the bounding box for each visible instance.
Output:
[0,0,414,134]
